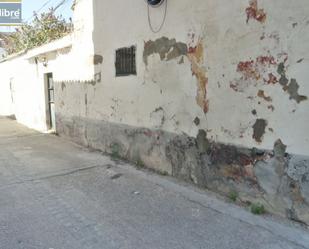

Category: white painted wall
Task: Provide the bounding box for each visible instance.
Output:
[0,0,95,131]
[0,32,95,131]
[0,39,58,130]
[0,58,14,116]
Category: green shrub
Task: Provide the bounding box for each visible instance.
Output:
[228,191,238,202]
[111,143,121,159]
[4,9,72,55]
[251,203,266,215]
[136,158,144,168]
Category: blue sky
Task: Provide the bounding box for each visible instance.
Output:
[0,0,74,32]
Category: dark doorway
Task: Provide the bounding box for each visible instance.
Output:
[46,73,56,131]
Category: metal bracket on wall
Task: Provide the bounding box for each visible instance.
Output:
[147,0,165,7]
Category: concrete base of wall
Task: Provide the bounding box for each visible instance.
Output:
[56,114,309,225]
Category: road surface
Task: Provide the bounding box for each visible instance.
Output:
[0,117,308,249]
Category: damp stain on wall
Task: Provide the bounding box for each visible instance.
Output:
[235,56,277,84]
[231,53,307,104]
[276,60,307,103]
[252,119,267,143]
[143,37,187,66]
[187,39,209,113]
[283,79,308,103]
[93,54,103,65]
[277,62,289,86]
[246,0,267,24]
[150,107,166,128]
[194,117,200,126]
[257,90,272,102]
[143,37,209,113]
[61,82,66,91]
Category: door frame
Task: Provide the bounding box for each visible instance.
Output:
[44,72,56,131]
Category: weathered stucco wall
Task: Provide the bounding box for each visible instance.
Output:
[1,0,309,224]
[83,0,309,156]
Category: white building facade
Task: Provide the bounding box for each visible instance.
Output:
[1,0,309,224]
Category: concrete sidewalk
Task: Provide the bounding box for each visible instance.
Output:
[0,117,308,249]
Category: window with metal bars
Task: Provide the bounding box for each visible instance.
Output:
[115,46,137,77]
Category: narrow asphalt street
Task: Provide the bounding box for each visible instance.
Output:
[0,117,308,249]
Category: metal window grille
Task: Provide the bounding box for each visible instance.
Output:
[115,46,137,76]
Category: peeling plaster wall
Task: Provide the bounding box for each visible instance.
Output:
[1,0,309,224]
[55,0,309,223]
[63,0,309,156]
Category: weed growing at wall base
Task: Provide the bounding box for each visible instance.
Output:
[228,191,238,202]
[251,203,266,215]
